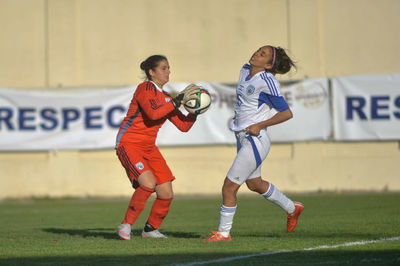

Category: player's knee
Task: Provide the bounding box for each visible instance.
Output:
[138,171,156,189]
[246,179,263,193]
[142,181,156,190]
[157,191,174,199]
[222,180,239,195]
[246,182,258,192]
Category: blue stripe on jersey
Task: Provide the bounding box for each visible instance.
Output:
[246,135,262,168]
[117,146,140,177]
[258,92,289,112]
[220,205,237,213]
[146,82,157,96]
[261,73,278,96]
[243,64,251,70]
[115,107,141,148]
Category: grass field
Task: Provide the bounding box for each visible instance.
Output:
[0,192,399,265]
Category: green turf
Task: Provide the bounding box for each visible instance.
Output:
[0,193,399,265]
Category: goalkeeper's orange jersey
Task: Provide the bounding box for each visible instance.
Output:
[115,81,196,148]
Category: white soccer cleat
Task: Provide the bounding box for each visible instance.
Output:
[118,223,131,240]
[141,229,168,238]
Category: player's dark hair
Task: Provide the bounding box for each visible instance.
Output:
[267,46,296,75]
[140,55,168,80]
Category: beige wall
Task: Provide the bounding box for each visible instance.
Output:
[1,142,399,199]
[1,0,400,88]
[1,0,400,198]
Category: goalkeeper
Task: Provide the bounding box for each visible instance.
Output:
[115,55,200,240]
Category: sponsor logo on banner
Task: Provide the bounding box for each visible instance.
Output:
[294,84,328,109]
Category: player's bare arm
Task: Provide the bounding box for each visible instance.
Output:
[246,109,293,136]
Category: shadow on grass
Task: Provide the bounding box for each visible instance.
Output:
[0,250,399,266]
[42,227,384,241]
[42,228,201,239]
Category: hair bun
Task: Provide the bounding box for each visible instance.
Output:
[140,61,147,70]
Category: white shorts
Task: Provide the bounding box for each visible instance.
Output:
[227,129,270,185]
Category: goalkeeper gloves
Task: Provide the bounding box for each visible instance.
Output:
[171,84,201,108]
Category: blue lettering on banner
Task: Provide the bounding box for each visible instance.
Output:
[40,108,58,130]
[0,108,14,130]
[85,107,103,129]
[107,106,126,128]
[394,96,400,119]
[346,95,400,120]
[0,105,127,131]
[371,96,390,119]
[346,97,367,120]
[62,108,80,130]
[19,108,36,131]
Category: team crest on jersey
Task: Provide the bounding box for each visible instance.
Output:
[135,162,144,170]
[165,98,171,103]
[246,85,256,95]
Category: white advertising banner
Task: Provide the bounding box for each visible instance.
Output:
[268,77,331,142]
[0,84,237,150]
[332,74,400,140]
[0,79,331,151]
[0,87,133,150]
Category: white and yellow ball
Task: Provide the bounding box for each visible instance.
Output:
[184,88,211,115]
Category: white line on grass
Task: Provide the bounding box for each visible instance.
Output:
[172,236,400,266]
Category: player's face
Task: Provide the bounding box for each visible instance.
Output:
[249,46,273,70]
[150,60,170,87]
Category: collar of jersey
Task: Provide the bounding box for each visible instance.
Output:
[245,70,267,81]
[149,80,164,92]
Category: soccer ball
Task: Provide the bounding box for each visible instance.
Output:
[184,88,211,115]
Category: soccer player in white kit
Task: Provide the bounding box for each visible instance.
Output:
[204,45,304,242]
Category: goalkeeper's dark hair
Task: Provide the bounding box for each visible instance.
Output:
[267,46,296,75]
[140,55,168,80]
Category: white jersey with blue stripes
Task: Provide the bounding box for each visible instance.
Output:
[230,64,288,132]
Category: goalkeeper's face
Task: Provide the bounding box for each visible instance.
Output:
[149,59,170,88]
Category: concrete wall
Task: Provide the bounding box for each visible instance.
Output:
[1,0,400,198]
[1,142,399,198]
[1,0,400,88]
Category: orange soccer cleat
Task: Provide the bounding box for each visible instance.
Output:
[286,202,304,232]
[203,231,232,242]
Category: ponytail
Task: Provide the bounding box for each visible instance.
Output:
[267,46,296,75]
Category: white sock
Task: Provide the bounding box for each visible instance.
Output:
[218,205,237,237]
[262,183,295,214]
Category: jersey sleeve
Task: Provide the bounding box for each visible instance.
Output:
[135,82,175,120]
[256,73,289,112]
[168,110,197,132]
[258,92,289,112]
[258,72,282,96]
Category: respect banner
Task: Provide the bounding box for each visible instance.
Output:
[0,80,332,151]
[0,87,133,150]
[0,84,237,150]
[332,74,400,140]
